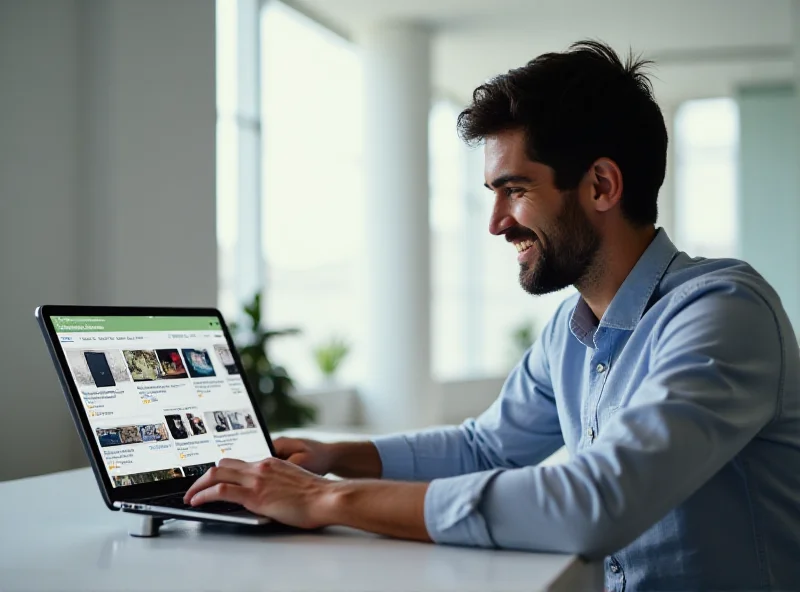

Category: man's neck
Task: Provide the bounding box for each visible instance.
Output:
[578,225,658,322]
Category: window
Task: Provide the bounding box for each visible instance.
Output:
[260,2,366,388]
[674,98,739,258]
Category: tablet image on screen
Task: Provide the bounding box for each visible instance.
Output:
[84,351,116,388]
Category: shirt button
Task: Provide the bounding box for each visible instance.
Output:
[587,427,595,440]
[610,563,620,573]
[596,363,607,373]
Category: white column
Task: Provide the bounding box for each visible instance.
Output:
[78,0,217,308]
[361,23,435,431]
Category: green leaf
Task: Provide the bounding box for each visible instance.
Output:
[312,335,351,378]
[231,290,313,429]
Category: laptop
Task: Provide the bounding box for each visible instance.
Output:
[36,305,275,525]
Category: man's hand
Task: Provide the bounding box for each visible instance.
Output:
[183,457,336,529]
[272,437,383,479]
[183,455,431,542]
[272,437,336,475]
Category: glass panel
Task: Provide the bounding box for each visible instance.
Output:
[260,2,365,387]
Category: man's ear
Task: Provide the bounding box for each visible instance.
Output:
[589,158,623,213]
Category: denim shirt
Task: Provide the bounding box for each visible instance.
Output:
[373,229,800,591]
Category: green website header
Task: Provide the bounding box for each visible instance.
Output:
[52,316,221,333]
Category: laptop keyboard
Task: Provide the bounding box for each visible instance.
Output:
[149,493,245,514]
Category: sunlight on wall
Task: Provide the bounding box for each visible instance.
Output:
[674,98,739,258]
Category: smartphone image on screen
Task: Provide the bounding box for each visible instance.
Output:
[84,352,116,388]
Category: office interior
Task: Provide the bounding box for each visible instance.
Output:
[1,0,799,483]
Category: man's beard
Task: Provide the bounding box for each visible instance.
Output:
[519,190,601,295]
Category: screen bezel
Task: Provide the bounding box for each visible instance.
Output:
[36,304,277,507]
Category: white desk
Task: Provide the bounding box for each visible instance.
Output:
[0,468,602,591]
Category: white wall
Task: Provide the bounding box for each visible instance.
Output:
[0,0,216,482]
[0,0,82,481]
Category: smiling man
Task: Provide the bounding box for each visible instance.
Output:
[186,41,800,591]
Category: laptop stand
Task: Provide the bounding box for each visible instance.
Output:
[129,515,173,538]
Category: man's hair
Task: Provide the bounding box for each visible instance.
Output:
[457,40,667,226]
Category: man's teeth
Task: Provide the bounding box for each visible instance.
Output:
[515,239,535,253]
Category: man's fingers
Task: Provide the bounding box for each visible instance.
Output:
[217,457,250,470]
[183,466,250,502]
[272,437,307,459]
[189,482,249,508]
[286,452,314,470]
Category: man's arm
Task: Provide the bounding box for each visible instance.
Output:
[323,479,431,541]
[422,281,784,556]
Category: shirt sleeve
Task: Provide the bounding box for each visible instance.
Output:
[373,319,565,482]
[423,281,783,556]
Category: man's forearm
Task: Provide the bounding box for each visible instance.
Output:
[328,441,383,479]
[318,479,431,542]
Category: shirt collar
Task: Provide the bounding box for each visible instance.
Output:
[569,228,678,344]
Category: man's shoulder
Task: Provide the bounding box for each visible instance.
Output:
[649,254,799,364]
[658,254,782,315]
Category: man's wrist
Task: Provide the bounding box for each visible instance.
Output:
[311,478,357,527]
[326,442,348,475]
[327,441,383,479]
[309,478,432,541]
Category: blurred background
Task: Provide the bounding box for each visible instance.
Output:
[1,0,798,481]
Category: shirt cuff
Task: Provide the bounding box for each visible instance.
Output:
[424,469,505,548]
[372,434,417,480]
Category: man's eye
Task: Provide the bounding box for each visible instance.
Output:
[505,187,524,197]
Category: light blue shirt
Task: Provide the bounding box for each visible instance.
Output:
[373,229,800,591]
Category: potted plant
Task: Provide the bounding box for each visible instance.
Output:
[312,335,351,386]
[509,320,537,367]
[232,292,316,430]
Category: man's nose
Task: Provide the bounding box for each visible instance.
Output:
[488,199,514,236]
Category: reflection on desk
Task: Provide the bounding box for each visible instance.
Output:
[0,467,602,591]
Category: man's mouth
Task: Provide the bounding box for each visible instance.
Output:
[514,238,537,254]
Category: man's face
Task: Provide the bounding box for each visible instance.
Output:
[484,129,601,295]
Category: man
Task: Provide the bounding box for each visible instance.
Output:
[185,41,800,591]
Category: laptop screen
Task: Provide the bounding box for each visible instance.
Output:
[52,315,272,488]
